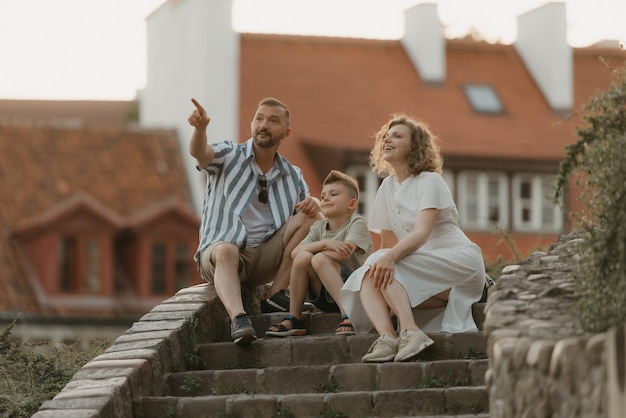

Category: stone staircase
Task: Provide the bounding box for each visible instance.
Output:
[32,284,490,418]
[133,307,489,418]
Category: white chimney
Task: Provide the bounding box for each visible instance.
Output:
[515,2,572,111]
[140,0,239,213]
[401,3,445,84]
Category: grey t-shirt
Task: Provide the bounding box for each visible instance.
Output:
[301,213,373,271]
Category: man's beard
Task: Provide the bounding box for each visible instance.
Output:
[254,130,284,148]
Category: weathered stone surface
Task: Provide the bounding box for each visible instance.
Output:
[485,232,608,418]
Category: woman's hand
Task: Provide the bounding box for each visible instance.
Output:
[369,253,396,289]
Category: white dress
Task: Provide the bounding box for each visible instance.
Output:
[340,172,485,334]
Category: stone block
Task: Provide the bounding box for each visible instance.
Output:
[227,394,278,418]
[280,393,327,416]
[211,368,259,394]
[31,410,100,418]
[178,395,226,417]
[261,365,330,394]
[372,388,445,415]
[136,397,178,418]
[377,362,423,390]
[331,363,376,391]
[326,391,373,417]
[291,335,348,365]
[607,326,626,418]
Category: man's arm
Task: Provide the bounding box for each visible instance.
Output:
[187,98,215,168]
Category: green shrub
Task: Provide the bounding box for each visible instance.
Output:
[555,59,626,333]
[0,320,108,418]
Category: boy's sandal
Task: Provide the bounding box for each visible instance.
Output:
[335,318,355,336]
[265,316,307,338]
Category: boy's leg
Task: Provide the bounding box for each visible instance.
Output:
[288,251,317,319]
[310,252,346,314]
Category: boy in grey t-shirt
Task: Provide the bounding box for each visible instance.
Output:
[266,170,373,337]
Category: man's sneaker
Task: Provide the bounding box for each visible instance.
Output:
[260,289,314,313]
[230,313,257,344]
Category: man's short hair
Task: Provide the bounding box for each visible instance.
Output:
[258,97,291,127]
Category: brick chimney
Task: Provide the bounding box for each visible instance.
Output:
[515,2,573,111]
[401,3,445,84]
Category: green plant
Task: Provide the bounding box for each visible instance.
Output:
[0,320,108,417]
[555,59,626,332]
[161,402,176,418]
[317,376,341,393]
[211,383,251,396]
[179,375,201,395]
[415,373,442,388]
[414,371,468,389]
[445,400,461,414]
[470,400,485,413]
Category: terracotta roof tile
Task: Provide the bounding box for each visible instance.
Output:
[0,125,194,317]
[238,33,622,195]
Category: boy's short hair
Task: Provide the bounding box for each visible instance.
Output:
[323,170,360,201]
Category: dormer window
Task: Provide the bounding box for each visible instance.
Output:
[150,241,195,295]
[58,236,103,294]
[464,84,504,114]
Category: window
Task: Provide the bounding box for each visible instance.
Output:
[150,241,195,295]
[174,244,192,291]
[345,165,380,220]
[512,174,563,232]
[57,236,102,294]
[464,84,504,114]
[151,242,167,294]
[457,171,509,230]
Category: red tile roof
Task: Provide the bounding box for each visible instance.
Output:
[238,34,623,195]
[0,99,136,129]
[0,125,195,318]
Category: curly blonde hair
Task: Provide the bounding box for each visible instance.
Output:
[369,114,443,178]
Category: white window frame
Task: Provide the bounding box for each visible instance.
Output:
[511,173,563,232]
[457,171,509,230]
[345,165,379,220]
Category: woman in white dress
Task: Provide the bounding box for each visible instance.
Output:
[340,115,486,363]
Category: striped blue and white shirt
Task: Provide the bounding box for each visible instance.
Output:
[194,138,309,262]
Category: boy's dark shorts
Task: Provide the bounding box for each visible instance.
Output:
[308,264,352,313]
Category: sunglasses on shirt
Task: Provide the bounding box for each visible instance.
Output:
[258,175,268,204]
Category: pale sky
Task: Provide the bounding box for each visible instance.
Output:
[0,0,623,101]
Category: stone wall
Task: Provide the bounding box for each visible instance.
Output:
[484,233,611,418]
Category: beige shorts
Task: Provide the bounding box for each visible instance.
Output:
[197,223,287,286]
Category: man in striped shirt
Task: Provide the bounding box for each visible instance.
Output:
[188,97,321,344]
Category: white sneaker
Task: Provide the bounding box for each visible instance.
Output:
[361,334,398,363]
[394,329,434,362]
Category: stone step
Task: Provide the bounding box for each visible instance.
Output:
[135,386,488,418]
[165,359,488,397]
[248,303,486,338]
[194,331,486,370]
